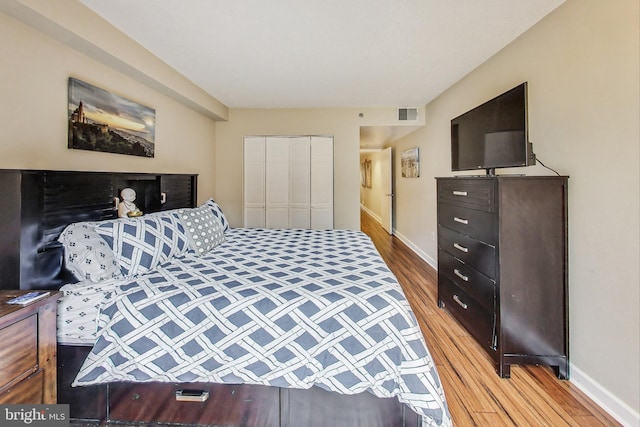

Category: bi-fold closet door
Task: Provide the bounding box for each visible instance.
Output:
[243,136,333,229]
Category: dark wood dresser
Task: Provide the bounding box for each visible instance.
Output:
[436,176,568,378]
[0,291,59,403]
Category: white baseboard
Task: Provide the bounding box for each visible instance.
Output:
[392,229,437,269]
[360,205,381,224]
[361,208,638,426]
[569,364,639,427]
[360,205,437,268]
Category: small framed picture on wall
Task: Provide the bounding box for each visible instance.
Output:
[401,147,420,178]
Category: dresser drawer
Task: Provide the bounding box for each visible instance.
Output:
[438,250,495,312]
[437,178,495,212]
[438,203,497,245]
[439,277,494,349]
[0,369,43,404]
[438,226,496,278]
[0,315,38,388]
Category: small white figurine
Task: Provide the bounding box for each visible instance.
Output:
[118,188,143,218]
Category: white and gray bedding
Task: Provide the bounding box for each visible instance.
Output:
[57,279,121,345]
[56,203,451,427]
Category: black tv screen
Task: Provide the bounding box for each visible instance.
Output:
[451,82,533,174]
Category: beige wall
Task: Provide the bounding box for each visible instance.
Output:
[215,107,401,229]
[0,9,218,203]
[394,0,639,419]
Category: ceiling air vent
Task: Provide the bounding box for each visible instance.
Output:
[398,107,419,121]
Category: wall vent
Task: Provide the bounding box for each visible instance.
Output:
[398,107,419,121]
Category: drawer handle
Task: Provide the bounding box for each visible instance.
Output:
[453,216,469,225]
[175,389,210,402]
[453,243,469,253]
[453,269,469,282]
[453,295,468,309]
[452,190,468,196]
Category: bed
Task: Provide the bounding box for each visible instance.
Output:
[1,169,451,427]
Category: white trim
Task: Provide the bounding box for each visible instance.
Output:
[360,203,438,271]
[569,364,639,427]
[360,204,381,224]
[391,229,437,270]
[360,205,436,268]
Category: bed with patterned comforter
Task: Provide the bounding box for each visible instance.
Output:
[58,211,451,427]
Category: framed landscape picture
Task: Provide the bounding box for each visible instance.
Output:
[68,77,155,157]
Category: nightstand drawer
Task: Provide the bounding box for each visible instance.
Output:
[439,226,496,278]
[0,369,43,404]
[438,203,497,245]
[0,315,38,388]
[438,250,495,312]
[437,178,495,212]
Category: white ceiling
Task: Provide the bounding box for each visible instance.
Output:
[79,0,564,146]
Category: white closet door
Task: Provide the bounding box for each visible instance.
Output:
[265,137,290,228]
[243,137,266,228]
[310,136,334,229]
[288,137,311,228]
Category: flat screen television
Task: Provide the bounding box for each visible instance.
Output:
[451,82,534,175]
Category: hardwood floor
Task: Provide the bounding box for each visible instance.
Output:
[360,209,620,427]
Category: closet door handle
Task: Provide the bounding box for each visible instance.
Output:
[453,295,468,309]
[453,190,468,196]
[453,243,469,253]
[453,269,469,282]
[453,216,468,225]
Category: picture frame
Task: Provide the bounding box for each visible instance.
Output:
[68,77,156,158]
[362,159,372,188]
[401,147,420,178]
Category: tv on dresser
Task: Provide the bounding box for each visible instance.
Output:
[451,82,536,176]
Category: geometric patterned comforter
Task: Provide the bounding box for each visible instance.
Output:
[72,228,451,427]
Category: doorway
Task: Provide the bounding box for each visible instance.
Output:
[359,147,393,235]
[380,147,393,234]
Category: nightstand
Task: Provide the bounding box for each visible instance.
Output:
[0,290,60,404]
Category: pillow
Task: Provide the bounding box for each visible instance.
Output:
[179,205,226,255]
[58,222,123,282]
[205,199,230,231]
[96,214,189,277]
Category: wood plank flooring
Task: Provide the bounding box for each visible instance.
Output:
[360,209,620,427]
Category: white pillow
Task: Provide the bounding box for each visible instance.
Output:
[59,222,123,282]
[179,205,226,255]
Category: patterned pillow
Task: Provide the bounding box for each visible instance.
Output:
[205,199,230,231]
[96,214,189,277]
[179,205,226,255]
[59,222,123,282]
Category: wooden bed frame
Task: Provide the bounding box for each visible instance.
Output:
[0,169,422,427]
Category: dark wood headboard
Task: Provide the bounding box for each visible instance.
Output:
[0,170,198,291]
